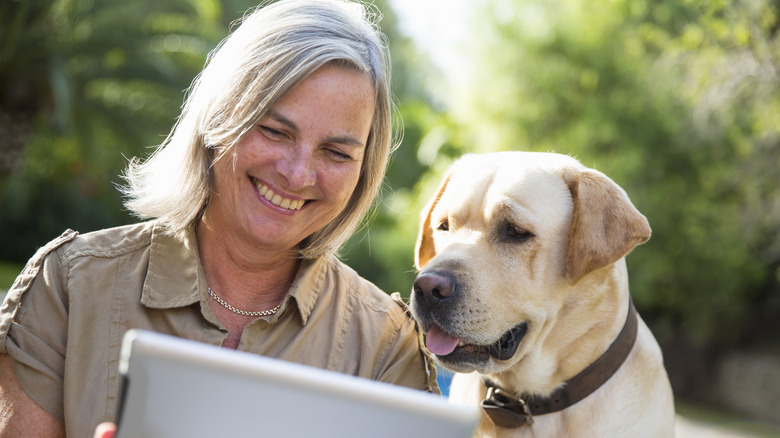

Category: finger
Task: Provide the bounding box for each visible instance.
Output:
[94,422,117,438]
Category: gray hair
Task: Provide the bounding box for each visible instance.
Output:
[121,0,396,258]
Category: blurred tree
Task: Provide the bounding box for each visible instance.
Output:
[432,0,780,350]
[0,0,263,261]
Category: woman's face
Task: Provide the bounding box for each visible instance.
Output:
[207,64,375,254]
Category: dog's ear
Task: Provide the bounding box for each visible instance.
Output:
[563,167,651,284]
[415,173,452,269]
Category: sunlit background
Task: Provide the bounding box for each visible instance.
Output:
[1,0,779,435]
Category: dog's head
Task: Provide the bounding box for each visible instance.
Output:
[410,152,650,374]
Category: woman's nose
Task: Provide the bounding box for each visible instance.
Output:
[277,147,316,190]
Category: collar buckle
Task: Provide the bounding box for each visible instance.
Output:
[481,386,534,428]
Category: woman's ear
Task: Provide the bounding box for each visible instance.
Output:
[415,174,452,270]
[563,167,651,284]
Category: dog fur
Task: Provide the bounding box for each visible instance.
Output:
[410,152,675,437]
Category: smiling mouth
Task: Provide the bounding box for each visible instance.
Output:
[252,178,306,211]
[426,322,529,362]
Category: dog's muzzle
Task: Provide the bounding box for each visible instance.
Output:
[413,270,528,361]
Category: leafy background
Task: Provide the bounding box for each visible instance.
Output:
[1,0,779,432]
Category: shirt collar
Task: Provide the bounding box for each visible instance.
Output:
[141,222,326,326]
[141,223,203,309]
[283,256,328,325]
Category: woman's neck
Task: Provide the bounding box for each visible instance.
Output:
[195,215,300,312]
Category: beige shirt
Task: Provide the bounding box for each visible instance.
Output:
[0,221,438,438]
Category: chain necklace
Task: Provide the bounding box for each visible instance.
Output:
[208,287,283,317]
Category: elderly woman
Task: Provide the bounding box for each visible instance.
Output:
[0,0,438,436]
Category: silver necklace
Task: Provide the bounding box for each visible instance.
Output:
[208,287,283,317]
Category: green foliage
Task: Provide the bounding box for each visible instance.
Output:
[0,0,258,260]
[438,0,780,347]
[0,261,23,295]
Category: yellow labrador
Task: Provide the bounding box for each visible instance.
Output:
[411,152,675,437]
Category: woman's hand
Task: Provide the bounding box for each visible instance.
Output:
[94,422,116,438]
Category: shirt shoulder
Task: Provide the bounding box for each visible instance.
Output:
[326,256,409,325]
[57,221,156,261]
[0,222,156,350]
[322,256,439,392]
[0,229,80,351]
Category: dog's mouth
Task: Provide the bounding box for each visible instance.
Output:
[425,322,528,362]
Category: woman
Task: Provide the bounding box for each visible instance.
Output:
[0,1,438,436]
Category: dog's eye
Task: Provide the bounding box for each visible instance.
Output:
[504,223,533,241]
[437,220,449,232]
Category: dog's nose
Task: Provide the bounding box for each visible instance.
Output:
[413,272,456,305]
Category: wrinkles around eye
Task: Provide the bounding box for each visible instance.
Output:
[259,125,287,141]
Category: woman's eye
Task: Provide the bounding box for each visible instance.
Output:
[325,148,353,162]
[437,220,449,232]
[259,125,286,140]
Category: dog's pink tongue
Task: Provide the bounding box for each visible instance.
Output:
[426,324,460,356]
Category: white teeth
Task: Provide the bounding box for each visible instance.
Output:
[254,181,304,211]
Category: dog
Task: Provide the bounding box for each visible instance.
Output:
[410,152,675,437]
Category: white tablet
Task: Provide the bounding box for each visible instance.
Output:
[115,330,478,438]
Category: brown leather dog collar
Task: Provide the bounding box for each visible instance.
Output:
[481,298,638,428]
